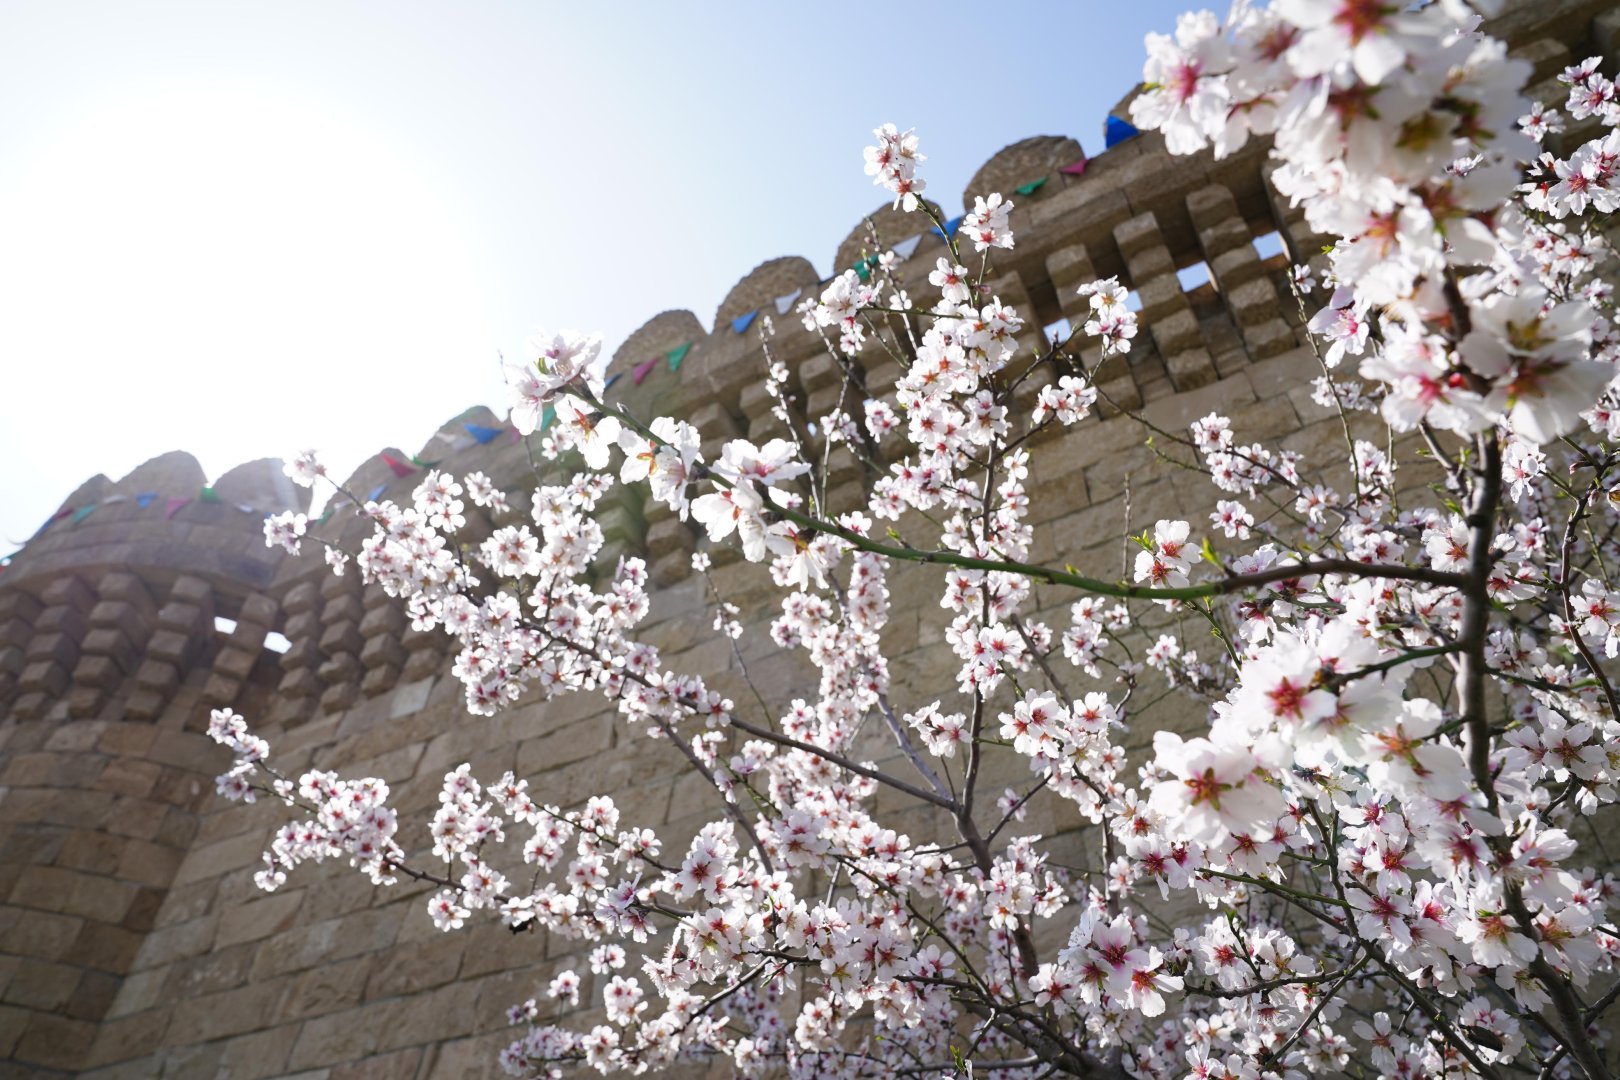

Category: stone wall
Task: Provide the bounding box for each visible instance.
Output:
[2,3,1616,1076]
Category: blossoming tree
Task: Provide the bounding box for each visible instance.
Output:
[234,3,1620,1077]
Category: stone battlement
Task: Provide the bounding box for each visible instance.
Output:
[1,2,1615,1074]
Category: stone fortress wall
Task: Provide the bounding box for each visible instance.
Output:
[0,4,1614,1076]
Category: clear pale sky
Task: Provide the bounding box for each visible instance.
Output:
[0,0,1191,551]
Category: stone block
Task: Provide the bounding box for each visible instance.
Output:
[39,576,94,613]
[17,659,68,697]
[156,600,208,635]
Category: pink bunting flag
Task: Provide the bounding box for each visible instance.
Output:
[632,356,659,385]
[381,453,416,478]
[165,497,191,519]
[1060,155,1088,177]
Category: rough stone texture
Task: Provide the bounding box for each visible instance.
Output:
[0,8,1604,1076]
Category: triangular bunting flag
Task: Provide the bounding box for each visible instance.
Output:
[410,454,441,469]
[381,453,415,478]
[1104,115,1139,148]
[1060,155,1088,177]
[101,494,129,506]
[603,372,622,392]
[774,288,802,315]
[1014,176,1048,196]
[71,505,97,526]
[33,509,70,537]
[464,422,503,444]
[633,356,659,385]
[136,492,159,509]
[540,405,556,433]
[667,342,691,372]
[316,508,334,526]
[892,234,924,261]
[365,484,387,504]
[931,215,964,241]
[198,486,221,504]
[732,310,758,334]
[165,497,191,519]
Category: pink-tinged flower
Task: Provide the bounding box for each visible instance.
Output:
[507,328,606,435]
[1148,731,1286,845]
[1276,0,1425,85]
[1131,9,1234,154]
[1460,289,1610,444]
[618,417,702,519]
[263,511,307,555]
[283,449,326,488]
[864,123,926,211]
[1361,699,1469,801]
[962,193,1014,252]
[1306,289,1371,368]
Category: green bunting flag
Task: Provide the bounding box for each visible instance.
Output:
[409,454,441,469]
[1014,176,1048,196]
[540,405,556,433]
[199,486,221,504]
[852,254,881,283]
[316,508,334,526]
[667,342,692,372]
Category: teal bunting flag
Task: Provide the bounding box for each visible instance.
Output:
[667,342,691,372]
[71,505,97,526]
[1014,176,1048,196]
